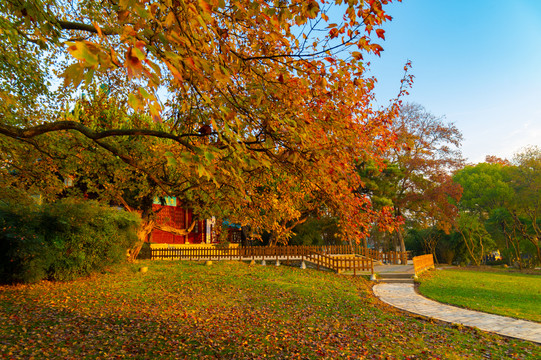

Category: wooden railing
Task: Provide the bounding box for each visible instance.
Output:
[151,244,360,261]
[413,254,434,275]
[150,244,406,266]
[305,252,373,275]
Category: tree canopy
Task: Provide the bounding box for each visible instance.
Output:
[359,103,463,259]
[451,147,541,267]
[1,0,406,248]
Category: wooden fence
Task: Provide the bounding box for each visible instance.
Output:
[305,252,374,275]
[151,245,407,274]
[150,244,406,268]
[149,245,407,263]
[150,245,354,261]
[413,254,434,275]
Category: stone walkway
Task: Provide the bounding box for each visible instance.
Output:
[373,283,541,344]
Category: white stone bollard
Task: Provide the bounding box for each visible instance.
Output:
[300,261,306,269]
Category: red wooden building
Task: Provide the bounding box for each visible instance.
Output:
[149,197,242,245]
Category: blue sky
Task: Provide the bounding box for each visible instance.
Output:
[365,0,541,163]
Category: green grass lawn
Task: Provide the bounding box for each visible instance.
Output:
[418,268,541,322]
[1,261,540,359]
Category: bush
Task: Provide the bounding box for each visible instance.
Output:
[0,199,140,284]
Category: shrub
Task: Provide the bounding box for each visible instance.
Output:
[0,199,140,284]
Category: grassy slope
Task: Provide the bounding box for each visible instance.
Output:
[418,269,541,322]
[0,261,539,359]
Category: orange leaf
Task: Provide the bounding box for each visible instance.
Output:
[125,48,142,77]
[198,0,212,14]
[165,61,183,81]
[371,44,384,56]
[92,22,103,37]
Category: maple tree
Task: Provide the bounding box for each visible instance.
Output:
[1,0,405,255]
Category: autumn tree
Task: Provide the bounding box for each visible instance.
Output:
[368,103,463,261]
[0,0,406,256]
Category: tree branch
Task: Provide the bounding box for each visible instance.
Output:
[0,121,195,150]
[57,20,117,36]
[155,221,196,236]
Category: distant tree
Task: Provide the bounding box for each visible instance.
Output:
[507,146,541,265]
[453,162,515,265]
[486,208,525,268]
[485,155,511,166]
[454,151,541,267]
[356,159,402,248]
[378,103,464,261]
[453,162,513,217]
[455,212,495,266]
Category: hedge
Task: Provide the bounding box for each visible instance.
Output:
[0,199,140,283]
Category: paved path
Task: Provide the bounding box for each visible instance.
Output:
[373,283,541,344]
[373,263,414,274]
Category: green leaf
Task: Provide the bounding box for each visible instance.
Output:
[165,151,177,167]
[84,68,95,86]
[138,87,152,99]
[132,47,146,61]
[204,151,215,162]
[127,93,141,110]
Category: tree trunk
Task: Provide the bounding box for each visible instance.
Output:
[127,218,155,262]
[458,229,481,266]
[394,207,407,264]
[268,231,277,247]
[510,240,523,269]
[396,230,407,264]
